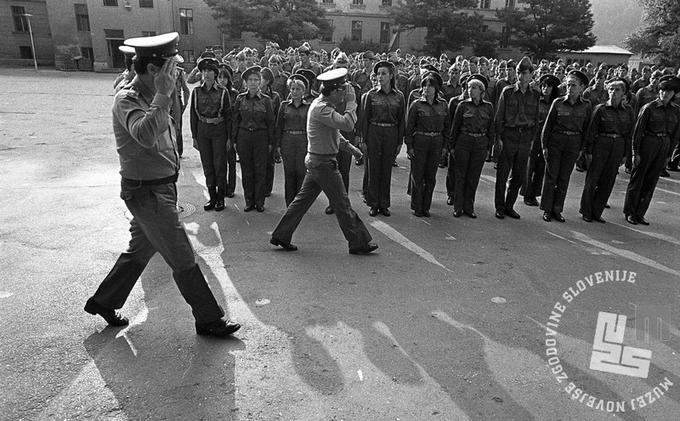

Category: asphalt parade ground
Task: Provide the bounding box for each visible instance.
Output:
[1,68,679,421]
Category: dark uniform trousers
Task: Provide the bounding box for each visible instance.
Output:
[91,181,224,323]
[410,134,443,213]
[226,147,237,196]
[271,159,373,249]
[580,135,625,219]
[522,134,545,199]
[624,135,670,218]
[445,152,455,200]
[196,121,228,198]
[238,129,268,207]
[280,133,308,206]
[326,129,353,206]
[453,134,489,213]
[495,127,534,210]
[540,133,581,214]
[366,125,399,208]
[265,148,276,196]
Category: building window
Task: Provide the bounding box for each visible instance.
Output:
[351,21,362,41]
[103,0,118,6]
[12,6,29,32]
[74,4,90,32]
[179,8,193,35]
[480,0,490,8]
[141,31,156,37]
[505,0,515,7]
[481,25,488,32]
[139,0,153,7]
[322,19,333,42]
[182,50,195,63]
[352,0,363,4]
[380,22,390,44]
[19,46,32,59]
[382,0,392,5]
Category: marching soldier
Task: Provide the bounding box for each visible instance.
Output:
[85,32,240,338]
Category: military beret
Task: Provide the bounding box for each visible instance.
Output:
[468,73,488,90]
[658,75,680,92]
[421,64,438,73]
[197,57,219,72]
[241,65,262,81]
[288,73,309,90]
[539,74,561,88]
[516,56,534,73]
[459,73,471,86]
[334,52,350,65]
[363,51,375,60]
[296,68,317,88]
[260,67,274,83]
[124,32,183,63]
[317,68,348,90]
[567,69,589,86]
[421,71,443,89]
[506,59,517,69]
[218,63,233,79]
[373,60,395,74]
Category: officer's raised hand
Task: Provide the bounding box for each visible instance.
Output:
[154,59,177,97]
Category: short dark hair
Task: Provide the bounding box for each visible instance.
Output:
[320,83,344,97]
[133,56,166,75]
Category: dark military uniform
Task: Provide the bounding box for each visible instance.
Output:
[582,85,608,106]
[232,91,276,210]
[276,98,311,206]
[540,97,592,218]
[580,100,634,221]
[624,99,680,222]
[522,95,552,202]
[441,82,463,103]
[450,98,495,215]
[405,96,450,215]
[189,79,232,207]
[360,86,406,212]
[494,83,540,215]
[263,87,282,197]
[446,93,466,203]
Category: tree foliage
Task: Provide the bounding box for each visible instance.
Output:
[496,0,596,59]
[391,0,480,55]
[625,0,680,65]
[204,0,331,48]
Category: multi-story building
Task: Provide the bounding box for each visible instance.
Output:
[0,1,54,66]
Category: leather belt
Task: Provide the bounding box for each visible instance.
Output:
[198,116,224,124]
[646,132,669,137]
[556,130,581,136]
[122,173,178,186]
[308,152,337,157]
[599,133,623,138]
[506,125,534,131]
[461,132,487,138]
[371,122,396,127]
[414,131,442,137]
[284,130,306,135]
[240,127,266,132]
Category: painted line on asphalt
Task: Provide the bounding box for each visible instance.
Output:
[570,230,680,277]
[546,231,577,245]
[610,222,680,247]
[659,176,680,185]
[369,220,452,272]
[479,174,495,184]
[656,187,680,197]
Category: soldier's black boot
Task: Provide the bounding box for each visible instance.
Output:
[204,186,217,211]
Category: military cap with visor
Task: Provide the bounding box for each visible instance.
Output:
[124,32,184,63]
[317,68,349,91]
[658,75,680,92]
[567,69,589,86]
[539,74,561,88]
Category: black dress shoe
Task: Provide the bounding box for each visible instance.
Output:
[226,192,235,198]
[265,192,272,197]
[524,197,539,207]
[593,216,606,223]
[392,160,398,167]
[423,210,431,217]
[637,216,650,225]
[413,210,424,217]
[659,169,670,177]
[270,237,298,251]
[214,200,225,211]
[369,207,379,217]
[465,211,477,219]
[543,212,552,222]
[625,214,638,225]
[84,298,129,327]
[204,200,216,211]
[325,206,334,215]
[256,205,264,212]
[604,203,611,209]
[244,205,255,212]
[355,158,363,166]
[380,208,391,217]
[453,210,463,217]
[582,215,593,222]
[349,242,379,255]
[505,208,521,219]
[196,319,241,337]
[553,212,566,222]
[495,209,505,219]
[446,196,454,206]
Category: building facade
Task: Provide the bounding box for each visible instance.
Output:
[0,0,54,66]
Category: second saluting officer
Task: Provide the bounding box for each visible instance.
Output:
[270,68,378,255]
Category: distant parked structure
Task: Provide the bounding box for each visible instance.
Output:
[560,45,633,68]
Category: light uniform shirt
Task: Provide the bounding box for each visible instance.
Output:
[305,95,357,165]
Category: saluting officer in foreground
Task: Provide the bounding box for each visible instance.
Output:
[84,33,240,338]
[270,68,377,255]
